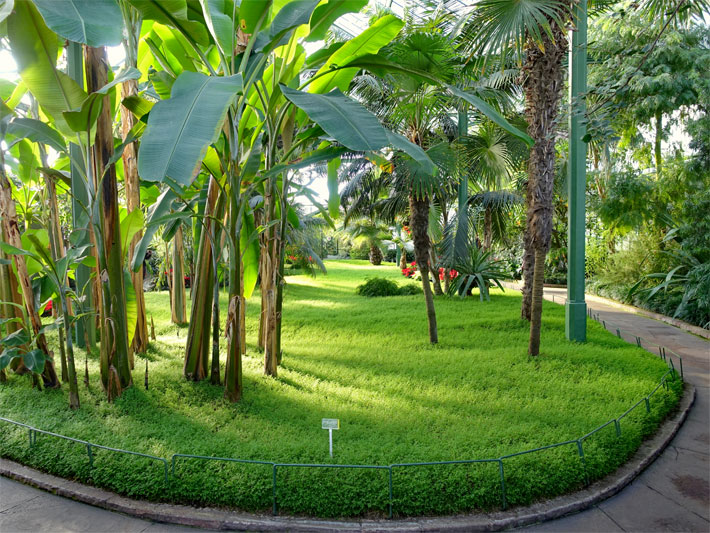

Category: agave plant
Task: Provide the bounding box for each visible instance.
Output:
[448,241,509,302]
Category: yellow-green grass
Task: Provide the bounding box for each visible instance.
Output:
[0,261,681,517]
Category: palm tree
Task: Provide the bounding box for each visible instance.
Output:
[461,0,571,355]
[343,218,392,265]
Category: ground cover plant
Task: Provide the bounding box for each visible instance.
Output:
[0,261,681,517]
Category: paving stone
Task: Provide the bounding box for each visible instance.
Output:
[0,476,43,512]
[599,482,710,532]
[641,445,710,522]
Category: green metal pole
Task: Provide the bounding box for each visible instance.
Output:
[67,41,95,349]
[565,0,587,342]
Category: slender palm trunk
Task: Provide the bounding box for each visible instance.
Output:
[410,194,438,344]
[121,79,149,354]
[430,247,443,295]
[521,192,534,321]
[483,207,493,251]
[0,153,60,388]
[171,226,187,324]
[522,23,567,356]
[86,46,132,397]
[399,249,407,270]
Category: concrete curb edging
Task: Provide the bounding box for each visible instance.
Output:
[0,384,695,532]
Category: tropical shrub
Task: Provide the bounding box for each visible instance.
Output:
[356,277,422,297]
[349,241,371,260]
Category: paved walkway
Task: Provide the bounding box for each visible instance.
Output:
[1,288,708,533]
[520,288,710,532]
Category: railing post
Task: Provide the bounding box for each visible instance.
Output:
[28,429,33,448]
[498,460,507,510]
[388,467,393,518]
[616,329,621,338]
[272,465,278,516]
[614,419,621,437]
[644,397,651,413]
[86,443,93,467]
[576,440,589,486]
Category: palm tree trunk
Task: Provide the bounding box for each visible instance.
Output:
[522,22,567,355]
[86,46,132,398]
[409,194,437,344]
[430,248,443,295]
[483,207,493,251]
[528,248,546,356]
[521,195,534,321]
[399,249,407,270]
[121,78,149,354]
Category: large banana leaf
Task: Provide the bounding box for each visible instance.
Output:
[281,86,388,151]
[308,14,403,94]
[127,0,209,46]
[7,1,86,137]
[199,0,234,56]
[385,131,436,176]
[123,269,138,345]
[138,71,242,186]
[6,117,66,153]
[448,85,534,147]
[240,209,260,299]
[32,0,123,47]
[306,0,367,42]
[253,0,319,53]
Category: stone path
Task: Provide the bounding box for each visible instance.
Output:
[520,288,710,532]
[1,288,708,532]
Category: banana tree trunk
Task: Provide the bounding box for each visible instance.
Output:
[0,228,27,381]
[399,249,407,270]
[171,226,187,324]
[522,23,567,356]
[261,189,279,376]
[184,176,222,380]
[224,181,242,401]
[409,193,438,344]
[0,153,60,388]
[121,79,149,354]
[85,46,132,399]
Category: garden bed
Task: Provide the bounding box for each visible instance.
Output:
[0,261,681,518]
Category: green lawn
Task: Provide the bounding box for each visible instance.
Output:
[0,261,681,517]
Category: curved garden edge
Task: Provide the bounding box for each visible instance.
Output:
[0,384,695,533]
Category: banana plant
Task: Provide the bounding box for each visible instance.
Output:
[131,0,437,401]
[0,234,92,409]
[6,0,144,400]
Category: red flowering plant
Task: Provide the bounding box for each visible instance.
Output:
[401,261,420,279]
[438,267,458,281]
[284,245,317,273]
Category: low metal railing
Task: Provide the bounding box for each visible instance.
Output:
[0,304,684,518]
